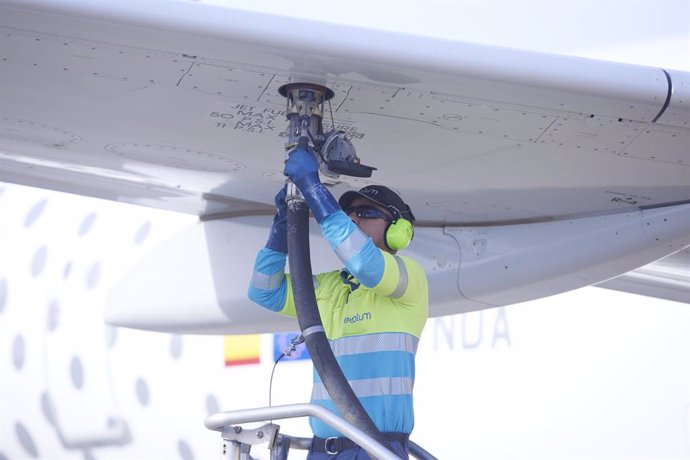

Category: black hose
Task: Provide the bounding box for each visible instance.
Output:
[286,198,389,448]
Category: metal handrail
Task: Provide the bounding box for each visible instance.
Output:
[409,440,438,460]
[205,403,399,460]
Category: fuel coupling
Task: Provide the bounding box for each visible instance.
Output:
[279,83,376,181]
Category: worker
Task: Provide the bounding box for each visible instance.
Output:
[248,145,428,459]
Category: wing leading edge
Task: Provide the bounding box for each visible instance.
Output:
[106,203,689,334]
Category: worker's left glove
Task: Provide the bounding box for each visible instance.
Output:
[284,138,339,223]
[265,186,288,253]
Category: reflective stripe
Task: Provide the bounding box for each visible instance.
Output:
[250,271,284,291]
[389,256,408,299]
[313,275,319,289]
[251,271,310,292]
[329,333,418,358]
[312,377,413,400]
[334,228,368,263]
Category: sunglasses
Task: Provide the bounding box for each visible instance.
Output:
[345,205,392,222]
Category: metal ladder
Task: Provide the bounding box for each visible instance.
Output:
[205,403,437,460]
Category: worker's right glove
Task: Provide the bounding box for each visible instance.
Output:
[284,138,339,223]
[265,186,288,253]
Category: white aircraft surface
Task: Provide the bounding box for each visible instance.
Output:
[1,0,689,458]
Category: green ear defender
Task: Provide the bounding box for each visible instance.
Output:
[385,217,414,251]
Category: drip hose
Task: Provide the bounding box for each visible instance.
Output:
[286,197,390,449]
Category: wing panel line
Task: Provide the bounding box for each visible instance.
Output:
[256,73,275,101]
[652,69,672,123]
[176,62,194,87]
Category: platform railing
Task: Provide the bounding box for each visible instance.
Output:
[205,403,437,460]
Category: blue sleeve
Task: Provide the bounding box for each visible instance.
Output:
[319,211,385,288]
[247,247,288,312]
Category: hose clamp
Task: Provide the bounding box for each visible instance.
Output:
[285,180,304,203]
[301,325,325,339]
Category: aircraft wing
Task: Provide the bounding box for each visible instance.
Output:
[597,247,690,304]
[0,1,688,333]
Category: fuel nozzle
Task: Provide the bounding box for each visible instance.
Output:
[279,83,376,179]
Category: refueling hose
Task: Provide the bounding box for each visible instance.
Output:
[286,196,390,449]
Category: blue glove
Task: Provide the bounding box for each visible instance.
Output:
[283,139,320,189]
[265,186,288,253]
[284,139,339,223]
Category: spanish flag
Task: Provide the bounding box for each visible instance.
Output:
[224,334,260,366]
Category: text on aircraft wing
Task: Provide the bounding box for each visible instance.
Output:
[0,0,688,226]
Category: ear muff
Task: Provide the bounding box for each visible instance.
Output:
[385,218,414,251]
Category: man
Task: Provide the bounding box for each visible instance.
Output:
[248,146,428,459]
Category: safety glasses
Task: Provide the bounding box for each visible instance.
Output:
[345,205,392,222]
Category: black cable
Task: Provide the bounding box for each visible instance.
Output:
[268,334,305,422]
[268,354,285,410]
[328,98,335,131]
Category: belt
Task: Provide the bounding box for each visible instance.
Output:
[311,432,409,454]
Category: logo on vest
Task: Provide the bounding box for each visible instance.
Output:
[344,312,372,324]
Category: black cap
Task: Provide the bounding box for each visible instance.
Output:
[339,185,415,223]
